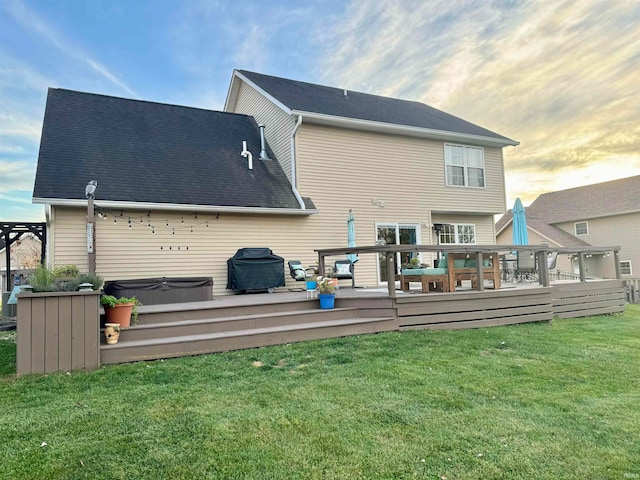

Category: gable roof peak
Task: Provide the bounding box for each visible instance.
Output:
[231,69,518,147]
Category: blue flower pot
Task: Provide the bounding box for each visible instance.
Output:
[318,293,335,309]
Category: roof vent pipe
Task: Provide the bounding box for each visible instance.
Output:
[258,124,270,160]
[241,141,253,170]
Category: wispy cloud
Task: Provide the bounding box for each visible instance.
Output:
[318,0,640,205]
[0,160,37,193]
[2,0,137,97]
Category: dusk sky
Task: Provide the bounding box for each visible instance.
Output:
[1,0,639,222]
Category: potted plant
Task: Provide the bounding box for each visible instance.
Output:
[316,277,336,309]
[104,323,121,344]
[100,295,141,328]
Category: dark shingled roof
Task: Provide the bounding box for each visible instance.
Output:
[496,176,640,246]
[33,88,303,210]
[237,70,516,144]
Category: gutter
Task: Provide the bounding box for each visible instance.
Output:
[32,198,318,216]
[292,110,520,147]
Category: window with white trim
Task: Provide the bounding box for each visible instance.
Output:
[620,261,632,275]
[444,144,485,188]
[575,221,589,236]
[439,224,476,244]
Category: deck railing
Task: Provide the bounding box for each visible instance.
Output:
[624,279,640,303]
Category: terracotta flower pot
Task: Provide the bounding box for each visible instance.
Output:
[104,323,120,344]
[104,302,134,328]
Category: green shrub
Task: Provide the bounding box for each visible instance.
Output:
[28,265,58,293]
[52,264,80,278]
[66,273,104,292]
[27,266,103,292]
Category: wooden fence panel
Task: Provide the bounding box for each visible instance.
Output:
[16,291,101,375]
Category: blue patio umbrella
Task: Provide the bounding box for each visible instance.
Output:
[347,209,359,264]
[512,197,529,245]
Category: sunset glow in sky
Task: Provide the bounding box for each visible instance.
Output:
[1,0,639,221]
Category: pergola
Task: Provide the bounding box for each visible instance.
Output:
[1,222,47,292]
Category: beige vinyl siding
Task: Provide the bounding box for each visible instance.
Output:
[50,207,90,271]
[51,206,498,294]
[232,81,296,181]
[52,207,354,295]
[296,123,506,215]
[555,212,640,278]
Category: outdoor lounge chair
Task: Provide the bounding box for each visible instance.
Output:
[288,260,317,297]
[288,260,312,281]
[332,259,355,288]
[399,253,500,293]
[445,252,501,290]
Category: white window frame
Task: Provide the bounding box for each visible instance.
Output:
[438,223,476,245]
[620,260,632,275]
[574,221,589,236]
[444,144,486,188]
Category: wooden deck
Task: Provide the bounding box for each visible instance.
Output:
[99,279,626,366]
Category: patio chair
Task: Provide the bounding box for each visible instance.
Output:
[289,260,318,297]
[332,259,355,288]
[288,260,312,281]
[516,250,537,282]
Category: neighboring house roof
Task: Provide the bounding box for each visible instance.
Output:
[226,70,518,147]
[33,88,313,214]
[496,175,640,246]
[525,175,640,224]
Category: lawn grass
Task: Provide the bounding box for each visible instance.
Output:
[1,305,639,479]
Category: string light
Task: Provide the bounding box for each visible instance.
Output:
[95,207,217,247]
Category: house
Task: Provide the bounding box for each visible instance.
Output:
[0,231,43,292]
[32,71,518,296]
[495,176,640,279]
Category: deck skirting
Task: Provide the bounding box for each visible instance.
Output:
[396,287,554,330]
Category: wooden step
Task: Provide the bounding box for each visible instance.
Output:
[116,307,360,342]
[131,298,319,325]
[100,316,397,365]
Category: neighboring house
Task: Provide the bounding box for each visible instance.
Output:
[0,234,42,291]
[495,176,640,279]
[33,71,518,295]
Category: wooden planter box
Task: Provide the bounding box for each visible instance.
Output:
[16,291,101,375]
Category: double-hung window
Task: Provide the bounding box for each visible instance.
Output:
[574,221,589,236]
[620,261,632,275]
[439,223,476,244]
[445,144,485,188]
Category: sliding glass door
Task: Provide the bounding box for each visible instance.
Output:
[376,223,419,283]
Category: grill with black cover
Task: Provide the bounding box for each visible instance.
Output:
[226,248,285,292]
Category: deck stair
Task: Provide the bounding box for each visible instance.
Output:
[100,297,397,365]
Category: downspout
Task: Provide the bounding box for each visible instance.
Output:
[290,115,305,209]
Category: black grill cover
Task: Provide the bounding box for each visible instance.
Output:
[226,248,285,292]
